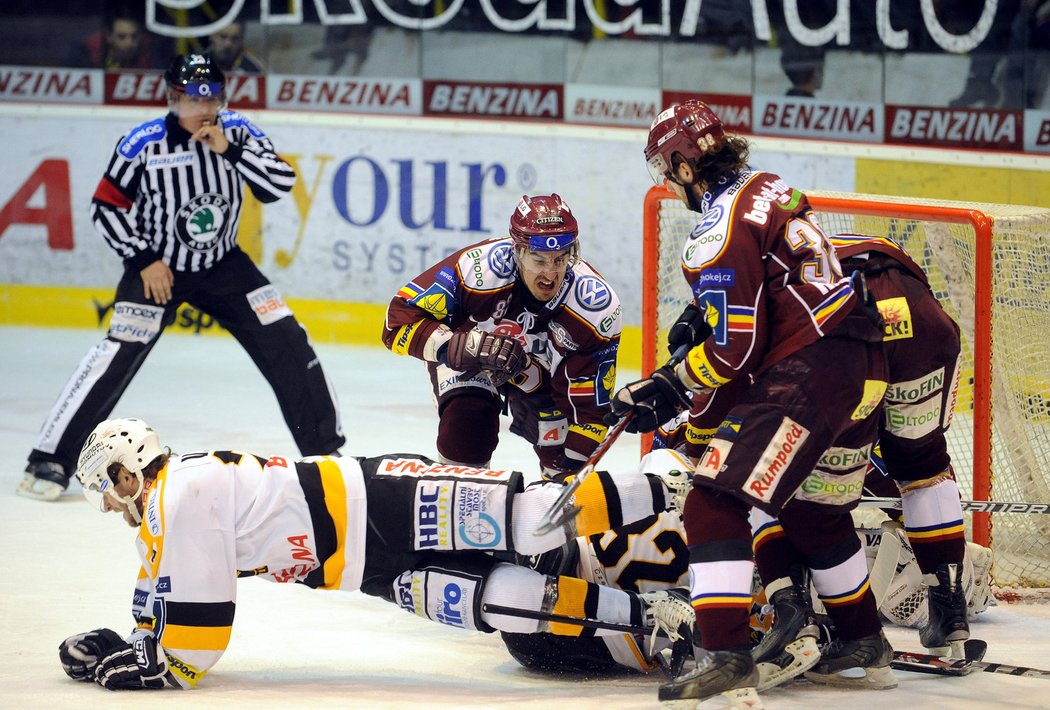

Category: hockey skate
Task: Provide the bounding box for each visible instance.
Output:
[658,648,762,710]
[751,568,821,691]
[641,589,695,677]
[804,628,897,689]
[920,562,970,658]
[15,461,68,502]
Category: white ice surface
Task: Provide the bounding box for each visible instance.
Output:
[1,326,1049,709]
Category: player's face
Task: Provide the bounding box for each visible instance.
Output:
[101,466,145,528]
[171,92,225,132]
[517,248,571,302]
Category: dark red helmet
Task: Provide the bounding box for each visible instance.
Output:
[508,194,579,253]
[644,101,725,184]
[164,53,226,101]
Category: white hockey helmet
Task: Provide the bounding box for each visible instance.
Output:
[76,418,164,524]
[638,447,695,515]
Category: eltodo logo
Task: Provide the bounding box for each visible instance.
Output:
[175,193,230,251]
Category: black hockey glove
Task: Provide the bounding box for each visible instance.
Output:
[59,628,126,681]
[666,302,712,355]
[605,364,692,434]
[94,635,171,690]
[443,328,530,385]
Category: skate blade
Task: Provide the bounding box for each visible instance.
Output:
[721,686,764,709]
[756,636,821,691]
[804,664,898,690]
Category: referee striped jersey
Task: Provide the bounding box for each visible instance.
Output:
[90,110,296,273]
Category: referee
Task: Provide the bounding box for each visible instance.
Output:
[18,53,345,501]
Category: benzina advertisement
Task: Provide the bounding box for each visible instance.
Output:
[0,105,865,342]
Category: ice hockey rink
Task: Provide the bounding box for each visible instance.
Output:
[2,325,1050,710]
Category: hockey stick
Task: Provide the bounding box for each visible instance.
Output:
[892,647,1050,679]
[481,602,649,636]
[860,496,1050,515]
[532,343,692,536]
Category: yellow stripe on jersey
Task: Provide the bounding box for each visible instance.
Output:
[692,593,753,611]
[573,472,611,536]
[569,421,608,443]
[549,576,589,637]
[390,320,425,356]
[139,468,169,579]
[686,423,716,447]
[685,346,733,389]
[905,522,966,541]
[161,623,232,652]
[317,457,349,590]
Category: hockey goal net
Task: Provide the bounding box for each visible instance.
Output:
[642,184,1050,598]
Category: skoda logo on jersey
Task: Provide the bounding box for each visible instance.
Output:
[175,193,230,251]
[489,244,515,278]
[691,206,724,237]
[574,276,611,312]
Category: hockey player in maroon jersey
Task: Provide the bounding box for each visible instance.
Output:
[58,418,694,690]
[609,101,892,708]
[382,194,621,481]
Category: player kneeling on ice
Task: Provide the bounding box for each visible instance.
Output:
[59,418,693,690]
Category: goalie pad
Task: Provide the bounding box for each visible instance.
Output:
[864,521,991,627]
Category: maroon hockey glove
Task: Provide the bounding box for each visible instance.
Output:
[442,328,529,385]
[666,302,712,356]
[59,628,126,681]
[606,364,692,434]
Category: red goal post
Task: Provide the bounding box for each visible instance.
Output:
[641,184,1050,594]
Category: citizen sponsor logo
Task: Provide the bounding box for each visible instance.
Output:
[760,101,878,136]
[426,81,562,118]
[0,67,96,102]
[272,77,415,112]
[886,368,945,404]
[746,419,809,502]
[890,107,1019,149]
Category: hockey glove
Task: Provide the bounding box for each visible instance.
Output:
[605,364,692,434]
[442,328,530,385]
[59,628,126,681]
[666,302,713,355]
[94,635,171,690]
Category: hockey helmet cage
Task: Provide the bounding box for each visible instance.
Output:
[76,417,164,523]
[509,194,579,254]
[644,101,725,185]
[164,53,226,100]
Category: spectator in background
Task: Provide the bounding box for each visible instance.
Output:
[206,20,266,74]
[67,5,165,70]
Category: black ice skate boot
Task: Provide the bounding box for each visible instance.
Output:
[804,628,897,689]
[919,562,970,657]
[658,648,762,710]
[751,566,821,691]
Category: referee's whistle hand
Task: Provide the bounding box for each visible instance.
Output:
[191,125,229,155]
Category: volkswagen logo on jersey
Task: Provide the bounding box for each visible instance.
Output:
[692,205,724,236]
[175,193,230,251]
[489,243,515,278]
[574,276,612,311]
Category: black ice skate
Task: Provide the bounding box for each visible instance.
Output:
[658,648,762,710]
[751,567,821,691]
[804,628,897,689]
[15,460,69,502]
[919,562,970,657]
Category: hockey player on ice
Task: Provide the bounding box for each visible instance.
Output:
[58,418,694,691]
[381,193,622,482]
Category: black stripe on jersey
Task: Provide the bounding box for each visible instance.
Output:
[294,461,338,588]
[581,581,601,639]
[163,599,236,627]
[595,470,623,530]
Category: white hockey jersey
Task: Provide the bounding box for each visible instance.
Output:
[129,451,367,687]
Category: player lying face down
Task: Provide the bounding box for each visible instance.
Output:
[58,418,695,691]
